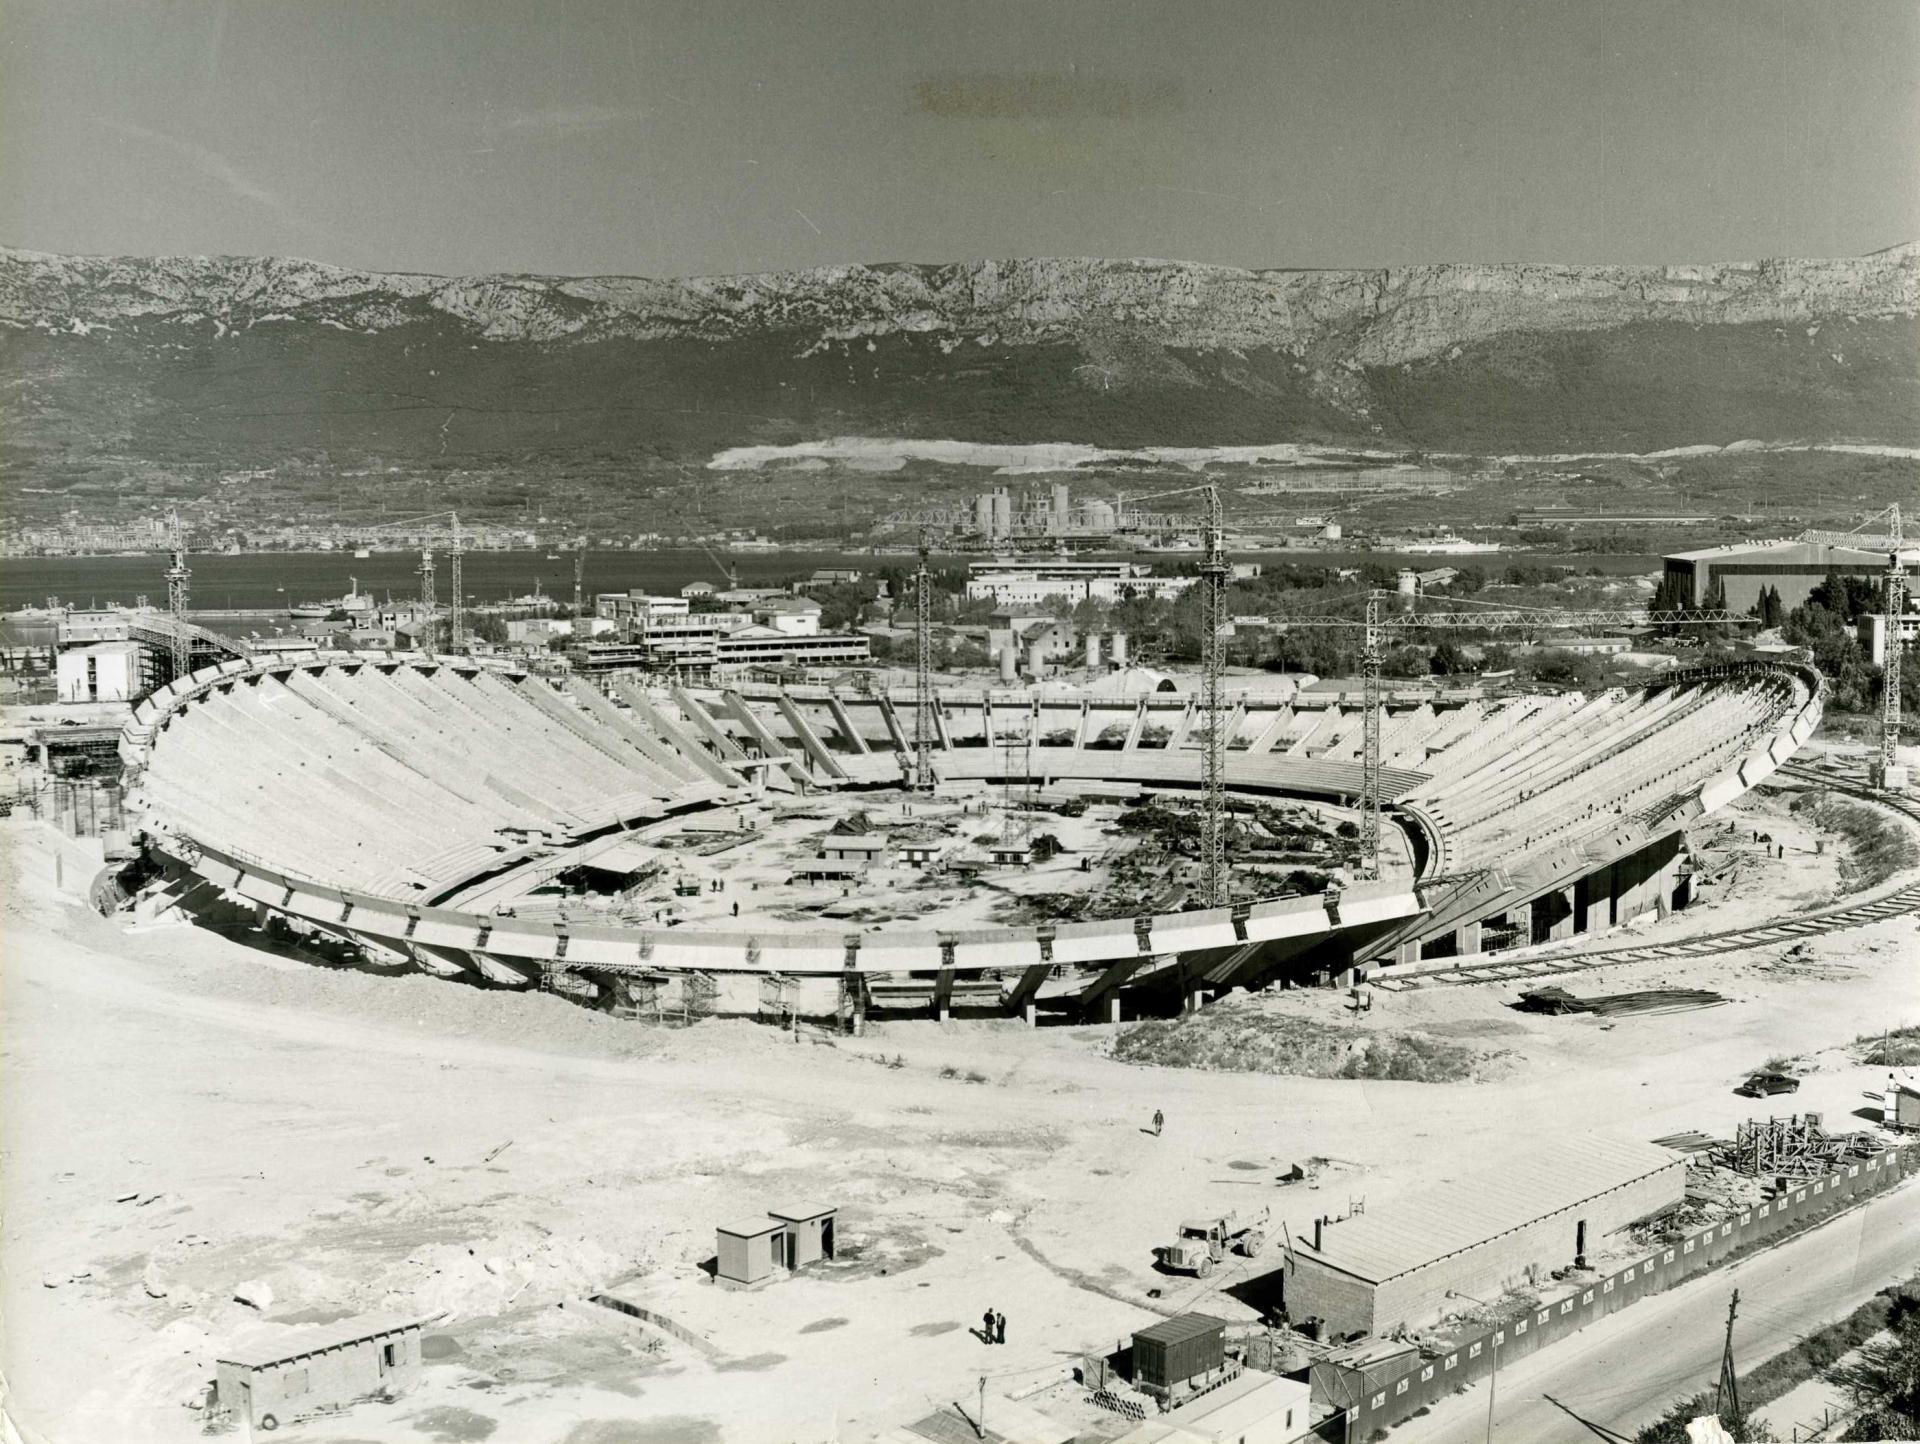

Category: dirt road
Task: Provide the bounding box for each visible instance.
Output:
[1408,1180,1920,1444]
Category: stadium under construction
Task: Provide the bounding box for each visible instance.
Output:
[116,643,1822,1022]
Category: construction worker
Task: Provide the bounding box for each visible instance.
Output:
[994,1310,1006,1346]
[982,1307,995,1344]
[1151,1109,1164,1136]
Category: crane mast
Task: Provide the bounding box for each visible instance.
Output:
[1878,503,1907,791]
[449,514,465,649]
[417,548,437,653]
[914,533,935,793]
[164,509,192,682]
[1198,486,1230,907]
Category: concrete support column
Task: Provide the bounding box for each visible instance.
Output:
[1184,987,1209,1015]
[1396,938,1420,966]
[1553,885,1576,940]
[1103,994,1122,1025]
[1021,1000,1037,1027]
[1460,919,1483,955]
[253,901,269,928]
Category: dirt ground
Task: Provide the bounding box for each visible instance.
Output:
[2,779,1916,1444]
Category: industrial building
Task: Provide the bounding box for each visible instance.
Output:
[214,1312,425,1430]
[1284,1135,1685,1337]
[1663,538,1917,613]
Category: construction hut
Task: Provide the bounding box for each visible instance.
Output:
[819,834,887,864]
[768,1204,838,1267]
[1132,1313,1228,1399]
[1893,1081,1920,1132]
[989,841,1033,867]
[792,858,865,885]
[900,841,941,865]
[715,1216,786,1285]
[1285,1135,1685,1338]
[215,1312,425,1431]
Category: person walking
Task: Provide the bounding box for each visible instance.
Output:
[994,1310,1006,1346]
[1151,1109,1164,1137]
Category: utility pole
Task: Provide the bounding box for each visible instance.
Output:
[914,531,935,793]
[449,514,465,650]
[1198,484,1229,907]
[164,509,192,682]
[1715,1289,1741,1428]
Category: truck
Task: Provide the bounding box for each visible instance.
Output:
[1155,1208,1269,1277]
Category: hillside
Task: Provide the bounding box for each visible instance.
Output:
[2,246,1916,501]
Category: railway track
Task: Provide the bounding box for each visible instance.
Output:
[1375,762,1920,990]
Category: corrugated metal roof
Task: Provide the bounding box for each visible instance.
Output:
[217,1311,428,1370]
[1295,1135,1683,1285]
[1134,1313,1228,1348]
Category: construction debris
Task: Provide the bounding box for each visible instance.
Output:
[1710,1114,1883,1181]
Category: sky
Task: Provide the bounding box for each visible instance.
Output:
[2,0,1917,278]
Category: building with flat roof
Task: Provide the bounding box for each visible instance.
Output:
[1663,539,1917,614]
[1111,1371,1311,1444]
[215,1312,425,1431]
[55,641,140,704]
[1285,1135,1684,1337]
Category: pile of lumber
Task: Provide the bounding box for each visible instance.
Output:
[1515,986,1728,1017]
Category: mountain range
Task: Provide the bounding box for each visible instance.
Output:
[2,244,1916,483]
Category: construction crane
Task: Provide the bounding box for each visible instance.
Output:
[448,513,465,649]
[913,529,935,792]
[699,538,741,591]
[573,544,587,619]
[1883,503,1907,791]
[416,547,437,651]
[163,509,193,681]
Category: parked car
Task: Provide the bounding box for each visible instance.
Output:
[1736,1071,1801,1098]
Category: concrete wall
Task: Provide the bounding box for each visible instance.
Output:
[1285,1257,1376,1338]
[217,1329,421,1427]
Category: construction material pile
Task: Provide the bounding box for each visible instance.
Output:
[1710,1114,1883,1181]
[1514,986,1728,1017]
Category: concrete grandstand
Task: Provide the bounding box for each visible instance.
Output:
[118,651,1822,1021]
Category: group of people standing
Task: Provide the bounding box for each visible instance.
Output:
[980,1307,1006,1345]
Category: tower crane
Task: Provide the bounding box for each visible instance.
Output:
[163,509,192,681]
[699,538,742,591]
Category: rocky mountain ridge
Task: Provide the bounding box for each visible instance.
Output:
[4,245,1914,365]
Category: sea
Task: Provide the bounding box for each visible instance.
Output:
[0,546,1661,644]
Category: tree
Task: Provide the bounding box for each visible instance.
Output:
[1430,639,1471,675]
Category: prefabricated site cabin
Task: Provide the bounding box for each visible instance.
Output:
[715,1206,838,1284]
[1112,1370,1312,1444]
[1285,1135,1685,1338]
[1132,1313,1227,1397]
[214,1312,424,1430]
[768,1204,837,1267]
[715,1216,786,1285]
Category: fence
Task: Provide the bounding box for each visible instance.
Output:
[1323,1144,1919,1441]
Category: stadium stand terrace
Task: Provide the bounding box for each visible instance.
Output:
[119,651,1819,1021]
